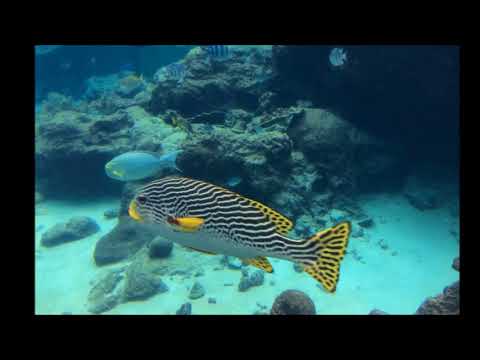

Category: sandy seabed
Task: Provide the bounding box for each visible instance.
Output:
[35,193,459,315]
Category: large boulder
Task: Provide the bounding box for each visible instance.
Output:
[93,216,158,266]
[148,46,273,117]
[287,108,403,193]
[41,216,99,247]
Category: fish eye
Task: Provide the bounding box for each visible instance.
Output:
[137,196,147,205]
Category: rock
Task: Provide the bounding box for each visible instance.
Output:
[148,236,173,258]
[41,216,99,247]
[35,108,133,197]
[404,192,439,211]
[93,216,158,266]
[272,46,458,183]
[238,269,265,292]
[415,281,459,315]
[177,126,292,195]
[122,259,169,302]
[87,268,126,314]
[208,297,217,304]
[452,257,460,272]
[149,46,273,117]
[104,208,119,219]
[329,209,348,223]
[189,281,206,300]
[357,217,374,228]
[369,309,389,315]
[176,302,192,315]
[351,223,364,238]
[221,256,243,270]
[270,290,316,315]
[377,239,389,250]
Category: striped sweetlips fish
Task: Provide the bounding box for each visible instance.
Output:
[128,176,351,292]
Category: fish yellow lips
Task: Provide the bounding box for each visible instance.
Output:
[167,216,204,232]
[128,200,143,221]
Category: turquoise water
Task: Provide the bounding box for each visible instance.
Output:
[35,45,460,315]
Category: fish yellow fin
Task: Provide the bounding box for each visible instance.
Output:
[301,221,351,293]
[172,217,204,232]
[242,256,274,273]
[183,246,216,255]
[241,198,294,235]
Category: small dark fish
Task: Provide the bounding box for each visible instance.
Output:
[201,45,230,59]
[165,63,186,83]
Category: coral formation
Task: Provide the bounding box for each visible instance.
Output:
[270,290,316,315]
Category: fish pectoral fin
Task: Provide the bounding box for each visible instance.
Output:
[242,256,274,273]
[182,245,216,255]
[174,217,204,232]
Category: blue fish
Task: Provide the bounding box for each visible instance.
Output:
[165,63,186,83]
[201,45,230,59]
[329,47,348,67]
[36,224,45,232]
[105,150,183,182]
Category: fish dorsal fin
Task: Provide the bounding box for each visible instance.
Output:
[239,197,294,235]
[242,256,274,273]
[183,245,216,255]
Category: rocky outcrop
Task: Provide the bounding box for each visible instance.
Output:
[41,217,99,247]
[270,290,316,315]
[148,47,273,117]
[415,281,460,315]
[271,45,459,168]
[93,216,157,266]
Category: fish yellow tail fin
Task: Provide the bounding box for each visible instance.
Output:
[298,222,351,293]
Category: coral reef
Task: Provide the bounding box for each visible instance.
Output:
[41,216,99,247]
[270,290,316,315]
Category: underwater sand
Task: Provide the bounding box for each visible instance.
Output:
[35,193,459,315]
